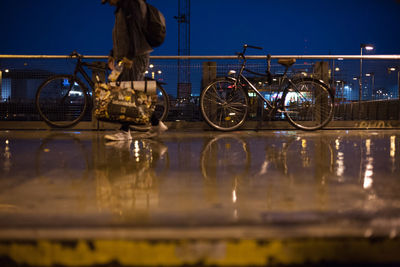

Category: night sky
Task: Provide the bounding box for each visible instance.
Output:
[1,0,400,56]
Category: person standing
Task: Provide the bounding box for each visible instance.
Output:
[103,0,167,141]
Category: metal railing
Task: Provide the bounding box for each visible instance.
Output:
[1,54,400,126]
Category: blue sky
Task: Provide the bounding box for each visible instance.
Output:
[1,0,400,56]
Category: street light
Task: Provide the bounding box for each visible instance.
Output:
[0,70,2,100]
[359,44,374,102]
[388,67,400,99]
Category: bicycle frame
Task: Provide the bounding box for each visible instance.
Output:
[72,58,97,90]
[229,52,296,111]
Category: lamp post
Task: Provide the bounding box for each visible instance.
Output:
[359,44,374,102]
[0,69,10,101]
[388,67,400,99]
[0,70,2,100]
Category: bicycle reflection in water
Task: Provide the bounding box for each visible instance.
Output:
[36,133,91,180]
[200,133,336,214]
[200,133,335,182]
[95,140,169,217]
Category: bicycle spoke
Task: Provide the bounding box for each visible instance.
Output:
[200,78,249,131]
[36,75,88,128]
[284,79,333,130]
[203,93,224,106]
[211,84,226,103]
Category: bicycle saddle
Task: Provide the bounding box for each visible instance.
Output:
[278,58,296,68]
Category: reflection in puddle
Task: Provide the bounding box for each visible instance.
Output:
[3,139,11,173]
[0,130,399,228]
[96,139,168,217]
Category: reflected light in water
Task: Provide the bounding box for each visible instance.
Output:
[390,136,396,158]
[3,140,11,172]
[301,139,307,149]
[232,179,238,203]
[336,152,345,178]
[335,138,340,150]
[365,139,371,155]
[232,189,237,203]
[363,157,374,189]
[363,139,374,189]
[134,140,140,162]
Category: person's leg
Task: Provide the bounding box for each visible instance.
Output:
[105,56,146,140]
[132,54,150,81]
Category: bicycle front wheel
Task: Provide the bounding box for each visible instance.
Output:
[36,75,89,128]
[153,82,169,122]
[200,78,249,131]
[283,78,334,131]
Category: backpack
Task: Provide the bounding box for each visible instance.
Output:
[143,3,166,48]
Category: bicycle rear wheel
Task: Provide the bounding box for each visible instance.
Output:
[36,75,89,128]
[153,82,169,121]
[200,78,249,131]
[283,78,334,131]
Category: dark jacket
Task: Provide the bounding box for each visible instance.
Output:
[111,0,153,60]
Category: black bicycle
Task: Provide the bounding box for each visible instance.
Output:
[36,51,169,128]
[200,45,334,131]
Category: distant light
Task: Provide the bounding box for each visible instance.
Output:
[69,90,83,96]
[149,64,154,68]
[353,77,358,80]
[389,67,396,72]
[335,67,340,72]
[365,45,374,51]
[365,73,371,77]
[338,58,344,61]
[157,70,162,74]
[4,69,9,73]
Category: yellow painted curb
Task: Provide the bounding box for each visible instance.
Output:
[0,239,399,266]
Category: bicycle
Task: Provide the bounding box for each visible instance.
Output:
[200,45,334,131]
[35,51,169,128]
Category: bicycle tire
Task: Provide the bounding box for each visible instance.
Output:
[154,82,169,121]
[200,78,249,131]
[36,75,89,128]
[283,78,334,131]
[200,134,251,182]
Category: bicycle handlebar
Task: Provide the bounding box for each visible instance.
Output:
[70,50,83,59]
[237,45,273,83]
[244,44,263,50]
[237,44,264,59]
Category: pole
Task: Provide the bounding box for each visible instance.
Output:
[0,70,2,100]
[359,47,363,103]
[398,71,400,100]
[371,74,375,100]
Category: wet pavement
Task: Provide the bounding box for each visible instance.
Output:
[1,129,400,265]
